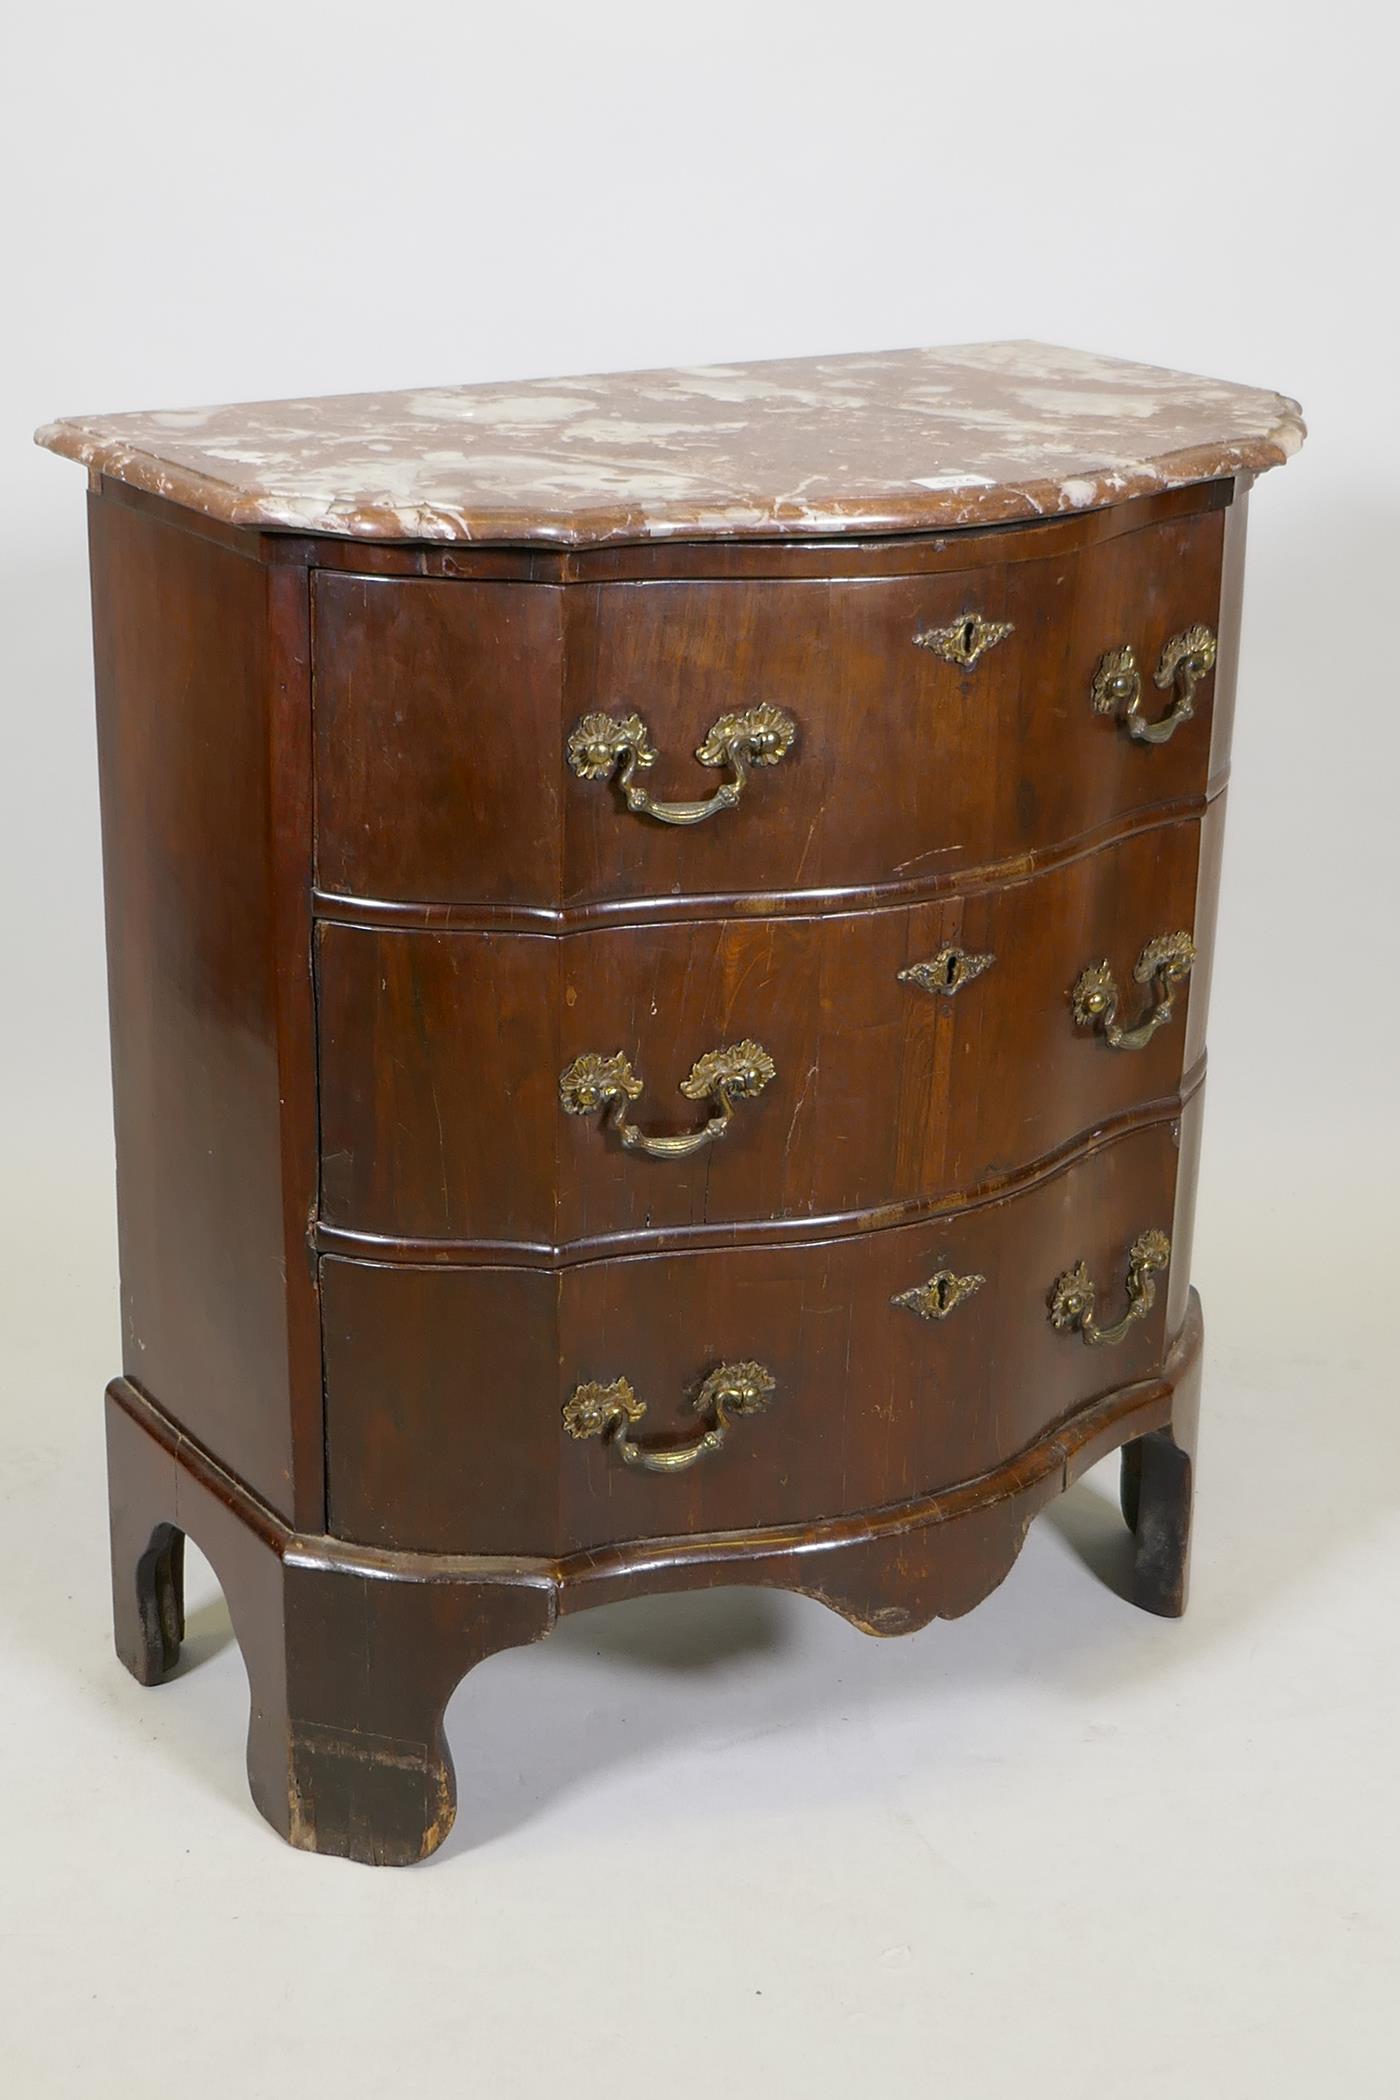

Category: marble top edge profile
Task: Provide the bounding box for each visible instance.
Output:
[36,340,1304,549]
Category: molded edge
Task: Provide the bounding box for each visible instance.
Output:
[107,1290,1202,1635]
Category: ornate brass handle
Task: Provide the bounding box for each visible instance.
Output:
[559,1041,776,1159]
[1048,1230,1171,1348]
[563,1361,776,1473]
[566,703,796,825]
[1072,932,1196,1051]
[1092,624,1217,744]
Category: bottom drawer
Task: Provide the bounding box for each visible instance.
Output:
[323,1108,1197,1557]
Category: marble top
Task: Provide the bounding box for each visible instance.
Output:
[36,342,1303,548]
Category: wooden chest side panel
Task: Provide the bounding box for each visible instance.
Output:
[88,493,316,1522]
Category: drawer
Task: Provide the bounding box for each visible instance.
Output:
[322,1112,1192,1556]
[312,500,1228,911]
[316,810,1217,1251]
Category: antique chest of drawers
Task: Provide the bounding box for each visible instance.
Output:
[39,342,1303,1864]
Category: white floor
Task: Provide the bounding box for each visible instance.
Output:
[2,1115,1395,2100]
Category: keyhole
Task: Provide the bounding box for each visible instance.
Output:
[960,619,978,658]
[942,952,962,987]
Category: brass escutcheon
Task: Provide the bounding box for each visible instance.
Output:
[914,611,1014,669]
[563,1361,776,1474]
[565,703,796,826]
[898,946,996,998]
[892,1268,986,1321]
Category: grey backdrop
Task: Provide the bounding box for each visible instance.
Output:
[2,4,1395,2096]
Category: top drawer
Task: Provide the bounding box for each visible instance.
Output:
[312,500,1228,915]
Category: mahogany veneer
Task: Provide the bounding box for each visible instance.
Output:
[312,496,1229,915]
[316,812,1217,1252]
[39,343,1302,1864]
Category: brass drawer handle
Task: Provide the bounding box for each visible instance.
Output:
[563,1361,776,1474]
[914,611,1013,669]
[1092,624,1216,744]
[559,1040,776,1159]
[1072,932,1196,1051]
[1049,1230,1171,1348]
[566,704,796,826]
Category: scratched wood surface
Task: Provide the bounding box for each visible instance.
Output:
[316,807,1219,1251]
[311,493,1228,913]
[88,492,321,1527]
[320,1108,1193,1556]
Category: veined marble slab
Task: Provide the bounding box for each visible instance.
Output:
[36,341,1304,547]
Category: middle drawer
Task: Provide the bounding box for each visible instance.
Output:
[316,813,1214,1252]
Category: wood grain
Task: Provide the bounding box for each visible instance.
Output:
[316,808,1218,1250]
[310,499,1229,912]
[89,492,321,1525]
[322,1113,1190,1556]
[107,1292,1202,1861]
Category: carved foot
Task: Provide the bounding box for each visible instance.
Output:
[106,1381,555,1865]
[1120,1365,1199,1618]
[107,1390,188,1685]
[114,1520,186,1684]
[249,1559,552,1867]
